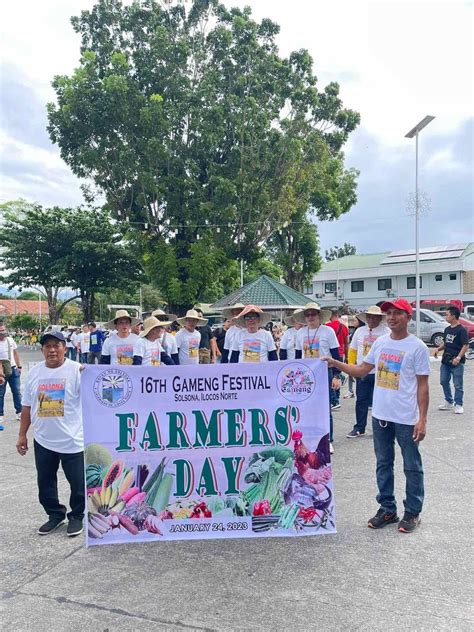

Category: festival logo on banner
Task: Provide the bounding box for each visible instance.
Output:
[82,362,335,546]
[93,369,133,407]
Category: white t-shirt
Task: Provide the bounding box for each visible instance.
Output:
[0,336,17,364]
[231,329,276,362]
[133,337,165,366]
[22,358,83,453]
[223,325,240,352]
[295,325,339,359]
[175,328,201,365]
[158,332,178,357]
[365,334,431,426]
[78,332,90,353]
[102,332,138,365]
[350,324,390,374]
[279,328,299,360]
[71,332,80,348]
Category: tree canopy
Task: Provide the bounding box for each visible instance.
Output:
[47,0,360,307]
[0,201,141,323]
[325,242,357,261]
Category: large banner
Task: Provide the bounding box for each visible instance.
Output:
[81,360,335,546]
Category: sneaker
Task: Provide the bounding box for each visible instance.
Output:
[398,512,421,533]
[38,517,66,535]
[330,442,334,454]
[343,392,355,399]
[368,508,399,529]
[67,517,84,537]
[454,405,464,414]
[438,401,454,410]
[16,412,21,421]
[346,429,365,438]
[0,425,4,431]
[331,403,341,411]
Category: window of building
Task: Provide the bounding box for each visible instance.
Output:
[435,274,442,281]
[449,273,457,281]
[407,276,422,289]
[324,282,337,294]
[351,280,364,293]
[304,285,313,295]
[378,278,392,291]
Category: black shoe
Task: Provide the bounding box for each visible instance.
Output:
[38,517,66,535]
[346,429,365,438]
[331,403,341,410]
[368,508,399,529]
[398,512,421,533]
[67,517,84,537]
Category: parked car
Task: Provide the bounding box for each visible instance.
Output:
[408,308,474,346]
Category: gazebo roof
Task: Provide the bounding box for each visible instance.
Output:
[210,275,309,310]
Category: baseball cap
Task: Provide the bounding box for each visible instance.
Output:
[380,298,413,317]
[39,331,67,345]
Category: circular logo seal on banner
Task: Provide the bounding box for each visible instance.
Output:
[276,363,316,402]
[93,369,133,407]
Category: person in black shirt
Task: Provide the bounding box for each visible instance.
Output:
[434,305,469,414]
[214,319,231,362]
[195,308,216,364]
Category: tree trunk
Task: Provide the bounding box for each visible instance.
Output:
[81,291,94,323]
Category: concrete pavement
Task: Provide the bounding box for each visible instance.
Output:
[1,348,472,631]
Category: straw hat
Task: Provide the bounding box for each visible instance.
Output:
[221,302,246,320]
[293,302,331,325]
[140,316,172,338]
[104,309,141,330]
[284,309,304,327]
[152,308,177,322]
[232,304,272,328]
[176,309,208,326]
[356,305,387,324]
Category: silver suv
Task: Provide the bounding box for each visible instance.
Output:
[408,308,446,346]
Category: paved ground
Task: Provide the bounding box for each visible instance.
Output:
[1,348,472,631]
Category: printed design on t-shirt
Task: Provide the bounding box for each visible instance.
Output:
[362,334,377,357]
[117,344,133,365]
[188,337,199,359]
[37,380,66,417]
[303,336,320,359]
[90,334,98,346]
[151,350,161,366]
[243,338,261,362]
[445,333,456,344]
[376,348,405,390]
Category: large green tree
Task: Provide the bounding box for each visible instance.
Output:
[325,242,357,261]
[0,201,141,323]
[47,0,359,308]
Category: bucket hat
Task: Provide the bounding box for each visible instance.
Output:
[221,303,246,320]
[152,308,177,322]
[284,309,304,327]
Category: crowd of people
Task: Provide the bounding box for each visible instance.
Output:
[0,299,469,538]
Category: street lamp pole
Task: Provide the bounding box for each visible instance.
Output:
[405,115,435,337]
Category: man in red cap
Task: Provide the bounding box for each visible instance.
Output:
[322,298,430,533]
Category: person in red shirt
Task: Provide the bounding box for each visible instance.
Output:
[326,310,349,409]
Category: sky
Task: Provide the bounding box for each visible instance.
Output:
[1,0,473,257]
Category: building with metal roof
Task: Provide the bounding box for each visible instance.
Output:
[305,243,474,309]
[210,275,309,312]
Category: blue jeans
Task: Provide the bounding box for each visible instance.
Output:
[440,362,464,406]
[0,367,22,415]
[354,374,375,432]
[67,347,77,361]
[372,417,424,516]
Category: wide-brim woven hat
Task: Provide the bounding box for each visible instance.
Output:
[356,305,387,324]
[176,309,208,326]
[232,304,272,328]
[152,308,178,322]
[221,302,246,320]
[104,309,141,330]
[284,309,304,327]
[293,302,331,325]
[140,316,172,338]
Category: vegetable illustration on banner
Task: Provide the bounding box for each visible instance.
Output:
[81,361,335,546]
